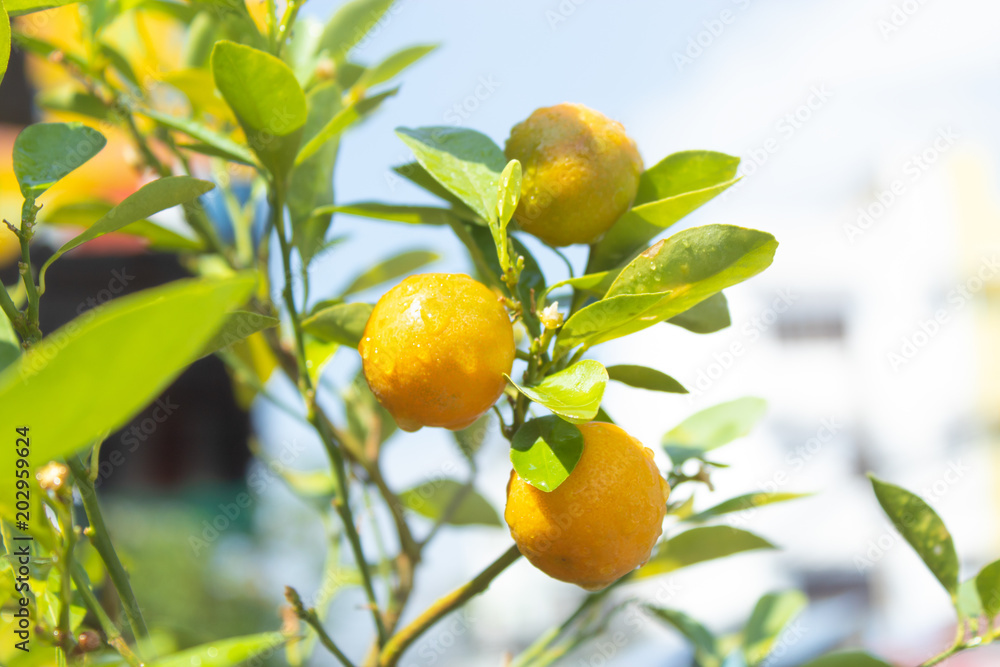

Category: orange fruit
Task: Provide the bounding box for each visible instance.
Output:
[504,103,643,247]
[359,273,515,432]
[505,422,669,590]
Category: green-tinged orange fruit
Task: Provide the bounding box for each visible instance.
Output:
[359,273,515,432]
[504,103,643,247]
[505,422,669,590]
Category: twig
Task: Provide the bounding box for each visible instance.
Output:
[376,545,522,667]
[285,586,356,667]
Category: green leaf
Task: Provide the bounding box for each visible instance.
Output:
[290,81,342,265]
[685,493,810,523]
[667,292,731,334]
[545,271,614,298]
[399,479,501,527]
[146,632,287,667]
[800,652,894,667]
[489,159,521,272]
[869,475,959,600]
[302,301,373,347]
[138,107,257,165]
[644,606,721,667]
[0,0,10,85]
[0,275,255,521]
[304,337,339,386]
[201,311,280,358]
[637,526,775,578]
[392,162,479,217]
[743,590,808,666]
[506,359,607,424]
[45,201,206,252]
[395,126,507,222]
[296,87,397,166]
[39,176,215,292]
[976,559,1000,621]
[606,364,687,394]
[355,43,437,91]
[315,0,394,62]
[662,397,767,467]
[957,577,983,621]
[0,309,19,373]
[341,249,439,296]
[510,416,584,492]
[559,225,776,351]
[13,122,106,199]
[212,40,307,179]
[4,0,76,16]
[326,202,457,226]
[588,151,741,273]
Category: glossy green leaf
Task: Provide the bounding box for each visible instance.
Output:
[545,271,614,298]
[667,292,731,334]
[506,359,607,424]
[0,0,10,84]
[212,41,307,179]
[743,590,808,666]
[290,81,342,265]
[395,126,507,222]
[490,159,521,271]
[0,309,19,373]
[869,475,959,599]
[510,416,584,492]
[304,337,339,386]
[341,249,439,296]
[4,0,77,16]
[560,225,775,350]
[147,632,287,667]
[0,275,255,521]
[296,87,397,166]
[976,559,1000,621]
[400,479,501,527]
[315,0,394,62]
[800,652,893,667]
[685,493,810,523]
[606,364,687,394]
[13,122,106,199]
[588,151,741,272]
[392,162,479,217]
[355,43,437,91]
[637,526,775,578]
[45,201,205,252]
[326,202,457,226]
[342,369,396,445]
[201,311,280,358]
[644,606,721,667]
[302,301,373,347]
[139,107,257,165]
[39,176,215,292]
[663,397,767,467]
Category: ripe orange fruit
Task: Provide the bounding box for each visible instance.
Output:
[504,103,643,247]
[504,422,669,590]
[359,273,515,432]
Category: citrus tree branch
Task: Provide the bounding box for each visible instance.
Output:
[377,545,522,667]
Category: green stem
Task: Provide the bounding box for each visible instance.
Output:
[55,501,76,652]
[376,545,521,667]
[270,186,387,645]
[17,200,42,344]
[70,563,142,667]
[286,586,355,667]
[66,454,149,644]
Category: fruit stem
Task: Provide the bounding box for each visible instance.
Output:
[376,545,522,667]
